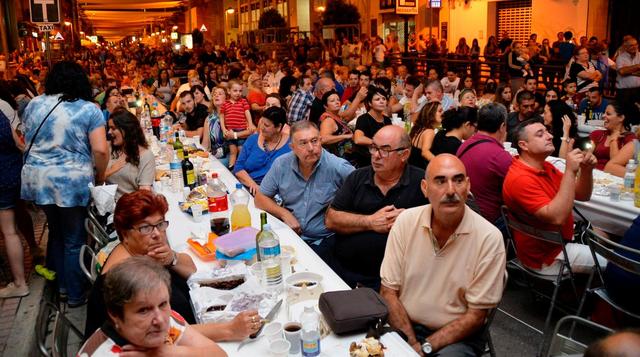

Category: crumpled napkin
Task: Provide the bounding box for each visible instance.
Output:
[88,183,118,215]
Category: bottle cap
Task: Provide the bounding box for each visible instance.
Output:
[235,183,243,189]
[211,172,218,178]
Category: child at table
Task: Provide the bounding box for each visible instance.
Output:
[220,79,256,169]
[561,78,578,111]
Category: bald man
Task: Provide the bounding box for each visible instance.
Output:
[326,125,428,289]
[380,154,506,356]
[309,77,336,125]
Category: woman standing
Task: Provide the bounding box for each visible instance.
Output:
[508,41,529,92]
[21,61,109,306]
[203,87,230,166]
[105,109,155,200]
[408,102,442,168]
[0,111,29,298]
[567,46,602,100]
[319,90,353,158]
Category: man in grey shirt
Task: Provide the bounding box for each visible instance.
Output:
[255,121,354,261]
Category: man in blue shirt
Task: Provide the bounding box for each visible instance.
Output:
[255,121,354,261]
[578,87,608,122]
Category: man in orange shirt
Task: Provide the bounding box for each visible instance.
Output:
[502,118,605,275]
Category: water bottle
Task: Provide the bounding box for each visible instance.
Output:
[230,183,252,231]
[624,159,636,193]
[141,98,153,137]
[300,306,321,357]
[169,150,183,193]
[208,173,230,235]
[257,224,282,292]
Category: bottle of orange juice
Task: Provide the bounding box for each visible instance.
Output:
[230,183,252,231]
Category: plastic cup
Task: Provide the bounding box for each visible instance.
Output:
[279,251,293,279]
[608,184,621,201]
[503,142,512,150]
[250,261,264,286]
[268,339,290,357]
[263,322,283,343]
[283,322,302,354]
[191,204,203,222]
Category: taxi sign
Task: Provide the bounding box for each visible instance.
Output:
[38,23,55,32]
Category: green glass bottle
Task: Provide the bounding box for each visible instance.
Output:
[256,212,268,261]
[173,132,184,160]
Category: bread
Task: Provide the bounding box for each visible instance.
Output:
[349,337,385,357]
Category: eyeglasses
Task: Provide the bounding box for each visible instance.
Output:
[368,145,408,158]
[132,221,169,235]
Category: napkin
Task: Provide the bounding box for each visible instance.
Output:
[89,183,118,215]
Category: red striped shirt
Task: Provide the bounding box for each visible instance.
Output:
[221,99,250,130]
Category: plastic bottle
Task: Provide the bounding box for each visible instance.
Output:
[623,159,636,196]
[182,154,196,189]
[173,132,184,160]
[257,224,282,292]
[169,150,183,193]
[208,173,230,235]
[230,183,252,231]
[300,306,321,357]
[141,98,153,136]
[634,155,640,208]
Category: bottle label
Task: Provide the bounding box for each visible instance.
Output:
[208,195,228,212]
[176,148,184,160]
[186,169,195,185]
[260,245,281,257]
[301,339,320,356]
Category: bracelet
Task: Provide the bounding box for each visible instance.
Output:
[562,137,570,143]
[233,132,238,140]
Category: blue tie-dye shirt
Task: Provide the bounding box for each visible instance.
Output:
[21,94,104,207]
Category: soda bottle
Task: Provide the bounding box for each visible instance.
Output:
[257,224,282,292]
[182,154,196,189]
[256,212,268,261]
[300,306,321,357]
[173,132,184,160]
[230,183,252,231]
[208,173,230,235]
[169,150,183,193]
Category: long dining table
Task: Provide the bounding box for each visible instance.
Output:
[156,155,418,356]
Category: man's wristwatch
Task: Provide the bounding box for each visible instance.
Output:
[169,251,178,267]
[421,341,433,354]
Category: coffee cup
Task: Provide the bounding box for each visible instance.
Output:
[283,321,302,354]
[269,339,290,357]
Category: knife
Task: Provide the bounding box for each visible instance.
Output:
[237,299,283,351]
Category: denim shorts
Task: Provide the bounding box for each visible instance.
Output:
[227,128,247,146]
[0,185,20,210]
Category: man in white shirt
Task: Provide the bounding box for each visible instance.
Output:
[615,36,640,110]
[373,37,387,66]
[391,76,427,122]
[440,70,460,96]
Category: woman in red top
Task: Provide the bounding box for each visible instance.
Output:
[589,101,635,170]
[246,73,266,124]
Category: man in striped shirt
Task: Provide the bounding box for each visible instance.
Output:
[287,76,314,124]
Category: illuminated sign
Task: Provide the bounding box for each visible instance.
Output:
[171,32,178,40]
[396,0,418,15]
[430,0,441,8]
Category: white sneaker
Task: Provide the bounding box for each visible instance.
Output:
[0,282,29,299]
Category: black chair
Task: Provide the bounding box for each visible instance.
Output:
[576,228,640,321]
[501,206,581,357]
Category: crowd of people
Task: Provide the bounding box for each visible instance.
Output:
[0,28,639,356]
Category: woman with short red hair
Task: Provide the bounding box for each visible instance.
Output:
[85,190,261,342]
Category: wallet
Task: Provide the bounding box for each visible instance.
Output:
[318,288,389,335]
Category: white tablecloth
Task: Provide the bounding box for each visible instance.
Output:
[547,157,640,236]
[156,157,418,356]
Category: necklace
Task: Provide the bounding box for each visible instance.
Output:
[262,133,283,153]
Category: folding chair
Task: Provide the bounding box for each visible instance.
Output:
[50,307,84,357]
[79,245,98,284]
[501,206,581,357]
[481,308,498,357]
[546,315,612,357]
[84,218,109,249]
[576,229,640,321]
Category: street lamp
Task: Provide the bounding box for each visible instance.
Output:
[226,7,235,14]
[64,21,74,50]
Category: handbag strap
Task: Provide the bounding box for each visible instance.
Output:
[458,139,492,158]
[24,99,62,161]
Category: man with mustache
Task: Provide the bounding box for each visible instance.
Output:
[255,121,354,261]
[325,125,428,289]
[502,118,605,275]
[380,154,506,356]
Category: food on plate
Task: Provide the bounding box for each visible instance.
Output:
[205,305,227,312]
[155,169,169,180]
[179,185,209,213]
[293,281,317,288]
[349,337,385,357]
[184,146,210,157]
[201,277,246,290]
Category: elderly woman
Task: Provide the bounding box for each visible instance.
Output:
[86,190,261,342]
[567,46,602,98]
[233,106,291,195]
[80,256,226,356]
[105,109,156,200]
[22,61,109,306]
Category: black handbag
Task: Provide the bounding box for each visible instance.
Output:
[318,288,389,335]
[23,99,62,162]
